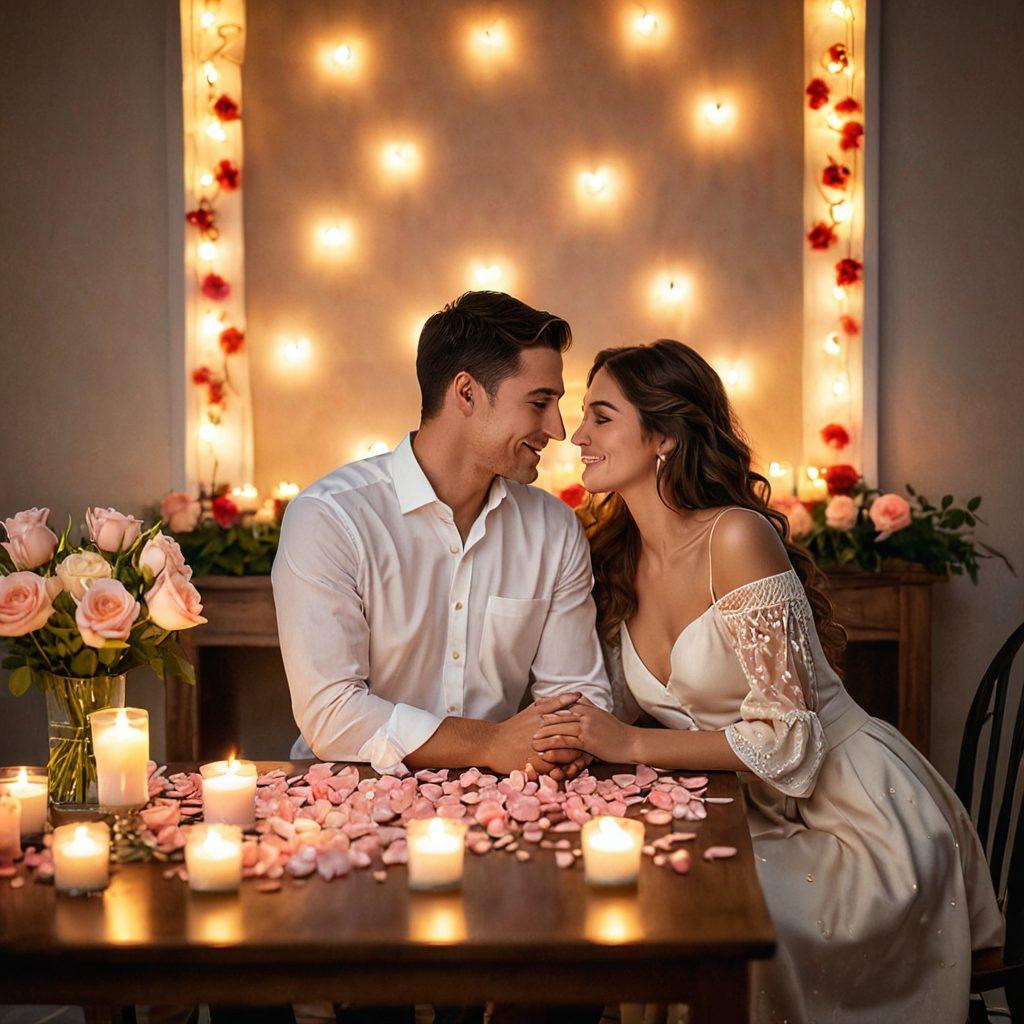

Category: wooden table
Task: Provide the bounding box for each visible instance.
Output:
[167,570,943,761]
[0,765,774,1020]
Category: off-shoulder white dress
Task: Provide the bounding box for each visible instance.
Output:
[616,509,1004,1024]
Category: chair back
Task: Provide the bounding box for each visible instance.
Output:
[956,620,1024,965]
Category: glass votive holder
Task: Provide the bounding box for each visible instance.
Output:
[200,758,257,829]
[53,821,110,895]
[185,824,243,893]
[407,817,468,891]
[0,766,47,836]
[581,815,645,887]
[0,794,21,861]
[89,707,150,811]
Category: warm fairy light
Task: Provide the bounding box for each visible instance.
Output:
[332,44,354,66]
[199,171,215,188]
[833,285,848,301]
[702,100,735,127]
[198,421,219,444]
[357,439,391,460]
[274,482,300,500]
[204,61,219,85]
[205,119,227,143]
[830,0,854,18]
[409,313,432,350]
[576,166,618,204]
[826,54,850,74]
[468,20,511,63]
[280,337,312,366]
[201,311,223,336]
[200,9,217,30]
[725,366,741,388]
[381,141,421,179]
[634,10,659,36]
[468,259,514,290]
[198,241,219,261]
[823,332,842,355]
[318,220,355,253]
[650,272,693,310]
[832,375,849,397]
[831,199,852,223]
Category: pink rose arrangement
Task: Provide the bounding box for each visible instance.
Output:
[2,505,206,805]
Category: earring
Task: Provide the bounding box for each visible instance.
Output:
[656,453,666,468]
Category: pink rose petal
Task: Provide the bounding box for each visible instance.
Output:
[703,846,738,861]
[555,850,575,869]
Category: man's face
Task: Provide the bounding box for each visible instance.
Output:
[472,346,567,484]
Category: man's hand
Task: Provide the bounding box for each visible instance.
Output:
[531,696,636,765]
[487,692,586,776]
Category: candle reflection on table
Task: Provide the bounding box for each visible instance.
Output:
[585,895,645,945]
[409,893,468,944]
[187,894,245,946]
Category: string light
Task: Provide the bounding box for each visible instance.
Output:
[205,119,227,143]
[200,9,217,30]
[468,259,514,290]
[201,312,223,337]
[332,44,354,67]
[724,365,741,388]
[198,421,219,444]
[280,337,312,366]
[830,0,854,19]
[826,111,846,131]
[634,11,659,36]
[832,375,849,397]
[469,21,510,62]
[318,220,355,253]
[576,165,618,205]
[203,61,219,85]
[650,272,693,310]
[381,141,421,179]
[199,171,215,188]
[702,101,733,127]
[832,285,848,302]
[823,332,842,355]
[198,241,219,261]
[831,199,852,223]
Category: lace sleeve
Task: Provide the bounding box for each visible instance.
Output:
[719,572,826,798]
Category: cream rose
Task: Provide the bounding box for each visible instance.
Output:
[86,507,143,553]
[2,507,58,570]
[869,493,912,541]
[772,496,814,540]
[56,551,113,600]
[145,571,207,632]
[0,572,59,636]
[825,495,858,531]
[75,578,140,648]
[138,533,191,580]
[160,492,202,534]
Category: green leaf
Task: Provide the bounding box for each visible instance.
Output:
[941,495,953,510]
[7,665,32,696]
[97,646,122,668]
[70,648,99,676]
[161,644,196,686]
[905,484,916,496]
[967,496,981,511]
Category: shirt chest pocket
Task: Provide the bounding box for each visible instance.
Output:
[478,596,549,694]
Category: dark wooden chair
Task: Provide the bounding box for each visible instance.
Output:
[956,621,1024,1023]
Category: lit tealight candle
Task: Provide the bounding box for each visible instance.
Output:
[90,707,149,812]
[201,758,257,829]
[185,824,243,892]
[581,816,644,887]
[273,481,300,501]
[407,817,467,891]
[0,767,47,836]
[0,795,20,861]
[230,483,259,513]
[53,821,110,894]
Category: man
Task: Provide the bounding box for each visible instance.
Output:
[272,290,612,778]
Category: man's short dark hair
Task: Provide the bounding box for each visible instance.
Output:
[416,291,572,420]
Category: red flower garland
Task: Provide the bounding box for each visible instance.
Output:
[201,273,231,301]
[839,314,859,336]
[191,366,213,386]
[821,158,851,190]
[214,159,241,190]
[835,258,863,287]
[213,94,241,122]
[835,96,862,115]
[219,326,245,355]
[820,423,851,450]
[212,495,241,529]
[186,204,216,234]
[839,121,864,151]
[807,221,838,250]
[805,78,830,110]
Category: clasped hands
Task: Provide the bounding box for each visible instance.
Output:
[491,690,632,780]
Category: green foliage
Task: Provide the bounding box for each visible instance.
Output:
[169,519,280,577]
[801,485,1013,583]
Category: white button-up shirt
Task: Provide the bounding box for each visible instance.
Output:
[272,433,612,773]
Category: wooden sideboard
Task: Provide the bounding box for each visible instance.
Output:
[166,569,943,761]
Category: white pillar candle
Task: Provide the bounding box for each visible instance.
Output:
[185,824,243,892]
[90,707,149,811]
[0,795,21,861]
[201,758,257,829]
[581,816,644,887]
[53,821,110,894]
[407,817,467,891]
[0,767,47,836]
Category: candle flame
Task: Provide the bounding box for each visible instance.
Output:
[16,767,27,786]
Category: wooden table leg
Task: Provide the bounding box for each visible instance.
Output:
[688,963,748,1024]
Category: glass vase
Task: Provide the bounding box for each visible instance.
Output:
[45,674,126,812]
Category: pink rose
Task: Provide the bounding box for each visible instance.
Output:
[160,492,201,534]
[75,578,140,648]
[0,572,60,636]
[2,508,58,570]
[138,533,191,580]
[869,493,912,541]
[86,507,143,553]
[771,497,814,540]
[825,495,858,531]
[145,571,207,632]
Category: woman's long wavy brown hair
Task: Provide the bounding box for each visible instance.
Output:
[581,340,847,674]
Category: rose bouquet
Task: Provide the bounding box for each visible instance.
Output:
[1,506,206,806]
[772,476,1012,581]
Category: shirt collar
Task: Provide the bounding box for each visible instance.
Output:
[390,432,509,518]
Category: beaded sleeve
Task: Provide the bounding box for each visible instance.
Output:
[719,572,826,798]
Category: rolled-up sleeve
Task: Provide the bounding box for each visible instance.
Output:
[529,512,613,711]
[272,495,443,772]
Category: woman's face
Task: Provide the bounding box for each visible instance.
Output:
[571,367,662,493]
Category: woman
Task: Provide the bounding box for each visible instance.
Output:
[532,340,1003,1023]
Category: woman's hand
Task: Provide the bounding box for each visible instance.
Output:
[531,697,637,764]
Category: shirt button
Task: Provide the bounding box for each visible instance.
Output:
[449,545,459,554]
[452,651,460,660]
[454,601,463,610]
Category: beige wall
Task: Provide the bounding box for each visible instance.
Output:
[877,0,1024,780]
[0,0,182,764]
[242,0,805,495]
